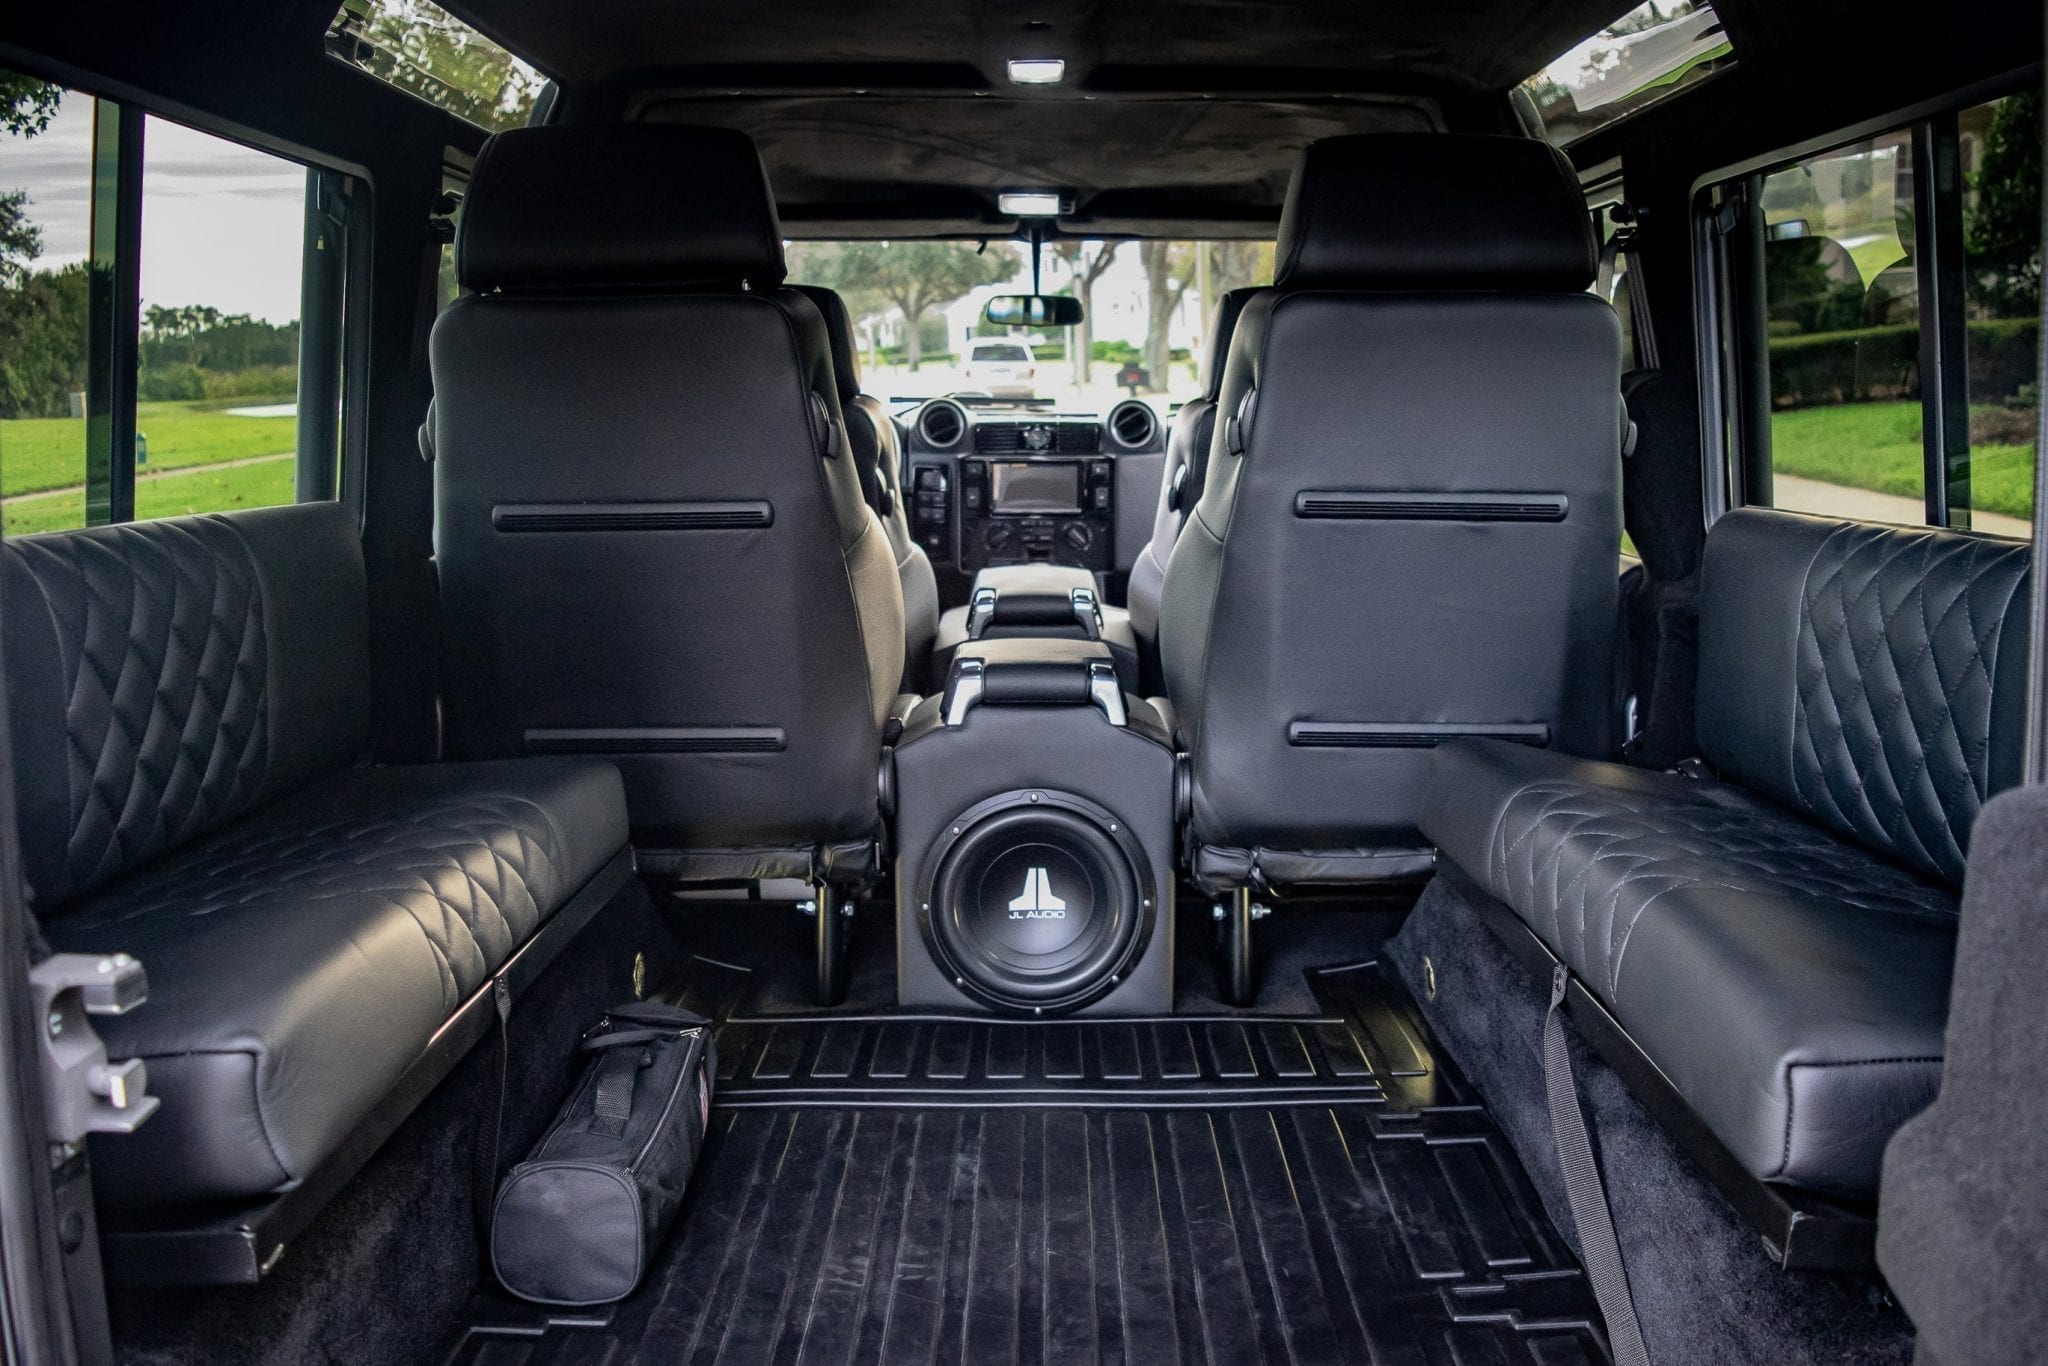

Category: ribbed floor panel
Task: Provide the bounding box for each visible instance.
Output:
[446,964,1605,1365]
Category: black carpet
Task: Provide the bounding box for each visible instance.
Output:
[1387,877,1915,1366]
[444,959,1610,1365]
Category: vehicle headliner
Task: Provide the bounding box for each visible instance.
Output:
[441,0,1650,236]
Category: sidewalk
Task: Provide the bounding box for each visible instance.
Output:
[1773,474,2032,538]
[1,450,293,507]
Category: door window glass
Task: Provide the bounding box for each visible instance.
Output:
[131,114,309,522]
[0,75,94,536]
[1758,129,1927,524]
[1958,91,2040,537]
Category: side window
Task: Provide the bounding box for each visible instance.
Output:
[0,68,354,538]
[1958,91,2040,536]
[1713,96,2040,539]
[133,115,311,523]
[1,77,95,536]
[1757,129,1926,524]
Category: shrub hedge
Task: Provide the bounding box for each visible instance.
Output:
[1769,317,2038,409]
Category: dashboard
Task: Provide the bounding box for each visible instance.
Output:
[899,397,1169,577]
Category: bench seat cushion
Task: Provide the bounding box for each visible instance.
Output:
[46,756,626,1207]
[1424,738,1953,1198]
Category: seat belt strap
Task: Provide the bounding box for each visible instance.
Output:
[471,976,514,1250]
[1544,965,1653,1366]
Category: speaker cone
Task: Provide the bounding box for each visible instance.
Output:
[920,790,1153,1013]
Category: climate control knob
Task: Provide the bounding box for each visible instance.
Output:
[984,523,1016,552]
[1058,522,1093,553]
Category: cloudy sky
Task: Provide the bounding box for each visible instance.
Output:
[6,90,308,324]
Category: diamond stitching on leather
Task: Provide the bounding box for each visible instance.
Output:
[59,769,573,1009]
[1791,524,2027,886]
[1488,776,1956,1002]
[13,518,271,903]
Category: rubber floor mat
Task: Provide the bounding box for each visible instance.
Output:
[445,964,1607,1365]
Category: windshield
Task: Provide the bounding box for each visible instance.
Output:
[786,239,1273,409]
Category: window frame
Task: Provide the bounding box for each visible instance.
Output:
[0,57,375,533]
[1691,64,2041,534]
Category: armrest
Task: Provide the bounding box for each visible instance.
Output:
[939,644,1127,728]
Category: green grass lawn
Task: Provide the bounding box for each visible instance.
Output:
[0,399,296,498]
[1,458,294,537]
[1770,401,2036,518]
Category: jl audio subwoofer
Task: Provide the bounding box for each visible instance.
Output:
[920,791,1154,1012]
[893,645,1176,1016]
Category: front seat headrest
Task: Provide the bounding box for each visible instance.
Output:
[458,124,786,292]
[790,284,862,405]
[1197,286,1261,399]
[1273,133,1597,293]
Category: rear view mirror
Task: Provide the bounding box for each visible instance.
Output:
[984,294,1084,328]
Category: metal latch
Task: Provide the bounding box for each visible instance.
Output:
[30,953,158,1146]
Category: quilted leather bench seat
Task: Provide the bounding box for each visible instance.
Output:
[4,504,628,1208]
[1422,508,2031,1199]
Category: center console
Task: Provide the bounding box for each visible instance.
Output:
[889,636,1178,1016]
[957,455,1117,572]
[905,400,1166,578]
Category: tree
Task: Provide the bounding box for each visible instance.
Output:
[0,264,88,418]
[1,76,60,286]
[1137,241,1196,388]
[0,73,60,136]
[1053,240,1121,381]
[805,241,1015,370]
[1966,88,2043,319]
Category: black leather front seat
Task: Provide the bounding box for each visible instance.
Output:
[1158,133,1623,912]
[1126,286,1257,684]
[792,284,940,691]
[431,125,904,912]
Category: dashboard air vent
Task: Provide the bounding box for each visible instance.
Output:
[1106,400,1160,450]
[917,399,968,449]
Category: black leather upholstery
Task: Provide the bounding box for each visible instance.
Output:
[1423,510,2031,1198]
[433,126,904,865]
[1126,287,1257,668]
[1273,134,1597,292]
[1697,509,2030,887]
[1159,133,1622,885]
[6,508,630,1206]
[793,283,939,688]
[56,758,624,1205]
[458,125,785,292]
[4,504,368,908]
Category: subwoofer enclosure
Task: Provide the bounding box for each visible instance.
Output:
[893,668,1176,1016]
[920,790,1156,1011]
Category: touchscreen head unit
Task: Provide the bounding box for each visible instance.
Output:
[990,461,1083,514]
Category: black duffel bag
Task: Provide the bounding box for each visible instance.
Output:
[491,1002,715,1305]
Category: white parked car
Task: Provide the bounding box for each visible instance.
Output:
[961,339,1037,398]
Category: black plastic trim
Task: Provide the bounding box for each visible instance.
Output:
[1294,491,1569,521]
[1287,722,1550,749]
[491,501,772,532]
[524,727,786,755]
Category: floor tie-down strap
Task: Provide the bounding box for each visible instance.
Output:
[1544,965,1652,1366]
